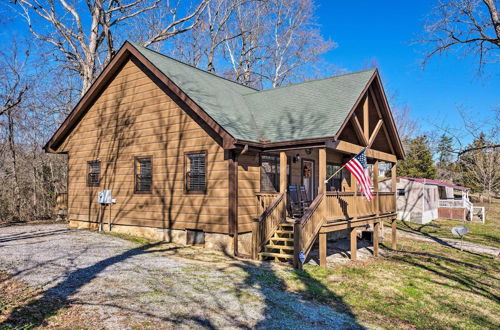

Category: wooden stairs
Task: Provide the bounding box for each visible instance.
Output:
[258,221,295,262]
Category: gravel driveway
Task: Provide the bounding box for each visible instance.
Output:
[0,224,360,329]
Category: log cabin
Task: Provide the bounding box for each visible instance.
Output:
[44,41,405,268]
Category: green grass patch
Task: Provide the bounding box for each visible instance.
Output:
[272,237,500,329]
[397,200,500,248]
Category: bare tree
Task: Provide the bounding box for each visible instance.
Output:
[9,0,209,94]
[261,0,335,87]
[168,0,245,71]
[458,134,499,201]
[391,104,419,147]
[223,0,334,88]
[0,41,29,117]
[223,0,267,87]
[420,0,500,72]
[0,41,69,222]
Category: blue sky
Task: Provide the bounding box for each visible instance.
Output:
[317,1,499,137]
[2,0,498,141]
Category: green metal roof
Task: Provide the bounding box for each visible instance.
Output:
[131,42,375,143]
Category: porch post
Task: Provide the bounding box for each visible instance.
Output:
[352,172,358,221]
[279,152,287,219]
[279,152,287,194]
[391,163,397,194]
[318,148,326,195]
[391,163,397,250]
[373,161,379,216]
[373,222,380,257]
[319,232,327,268]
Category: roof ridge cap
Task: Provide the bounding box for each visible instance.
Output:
[243,69,376,96]
[128,41,259,91]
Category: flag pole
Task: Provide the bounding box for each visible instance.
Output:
[324,164,346,184]
[324,147,367,184]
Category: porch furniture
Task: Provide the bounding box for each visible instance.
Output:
[299,186,312,207]
[288,185,305,218]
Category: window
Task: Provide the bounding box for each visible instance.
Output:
[185,152,207,193]
[87,161,100,187]
[134,157,152,193]
[260,153,279,192]
[397,189,405,196]
[326,163,342,191]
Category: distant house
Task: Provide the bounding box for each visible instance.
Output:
[44,41,405,268]
[380,177,473,224]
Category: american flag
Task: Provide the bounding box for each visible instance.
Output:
[345,149,373,201]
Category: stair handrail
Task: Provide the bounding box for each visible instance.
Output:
[252,192,286,259]
[293,193,325,268]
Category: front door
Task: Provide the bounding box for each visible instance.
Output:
[302,159,315,200]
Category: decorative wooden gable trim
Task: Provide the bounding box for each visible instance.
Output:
[44,41,236,153]
[334,70,404,160]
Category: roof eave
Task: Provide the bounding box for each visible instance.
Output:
[44,41,236,153]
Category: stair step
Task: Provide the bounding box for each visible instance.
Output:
[270,237,294,242]
[259,252,293,259]
[264,244,294,251]
[275,230,294,234]
[279,223,294,228]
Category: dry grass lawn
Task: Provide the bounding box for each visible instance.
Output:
[1,222,499,329]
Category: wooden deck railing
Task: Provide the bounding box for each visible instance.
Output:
[325,191,395,220]
[293,193,325,267]
[378,192,396,214]
[252,192,286,259]
[255,192,279,214]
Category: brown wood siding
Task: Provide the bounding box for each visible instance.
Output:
[60,59,229,234]
[237,153,260,230]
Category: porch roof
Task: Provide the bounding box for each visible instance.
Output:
[131,42,375,144]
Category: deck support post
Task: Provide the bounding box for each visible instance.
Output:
[350,228,357,261]
[319,232,327,268]
[373,222,380,257]
[293,221,302,270]
[391,219,397,250]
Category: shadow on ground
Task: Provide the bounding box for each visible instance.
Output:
[0,228,362,329]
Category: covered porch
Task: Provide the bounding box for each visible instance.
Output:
[252,143,398,268]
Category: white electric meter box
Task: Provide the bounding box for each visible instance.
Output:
[98,190,112,204]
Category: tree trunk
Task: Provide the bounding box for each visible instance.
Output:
[7,109,21,220]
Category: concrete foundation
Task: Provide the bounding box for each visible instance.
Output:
[68,220,247,254]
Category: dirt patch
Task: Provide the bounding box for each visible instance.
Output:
[0,224,359,329]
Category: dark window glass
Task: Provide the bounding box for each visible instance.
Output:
[261,154,279,192]
[186,153,206,192]
[135,157,152,193]
[397,189,405,196]
[87,161,100,187]
[326,164,342,191]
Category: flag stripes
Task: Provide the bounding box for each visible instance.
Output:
[345,149,373,201]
